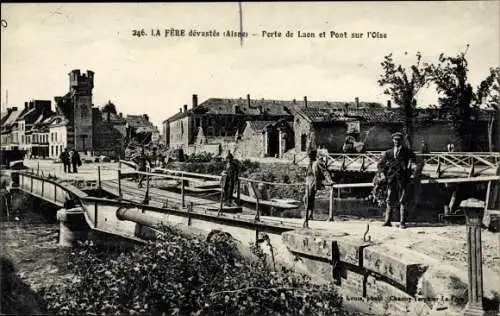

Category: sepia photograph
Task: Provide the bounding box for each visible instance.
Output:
[1,2,499,315]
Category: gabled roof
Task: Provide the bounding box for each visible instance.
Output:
[0,111,11,125]
[2,108,26,126]
[246,121,275,133]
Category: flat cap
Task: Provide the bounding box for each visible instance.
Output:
[392,132,403,139]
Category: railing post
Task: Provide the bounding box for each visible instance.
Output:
[41,178,44,196]
[187,202,193,226]
[94,202,98,228]
[117,170,122,199]
[218,174,226,215]
[31,176,34,193]
[37,162,40,176]
[181,173,185,208]
[97,166,101,189]
[236,179,241,205]
[54,185,57,202]
[328,185,335,221]
[143,174,150,205]
[461,198,486,316]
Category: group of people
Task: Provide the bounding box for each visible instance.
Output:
[59,148,82,173]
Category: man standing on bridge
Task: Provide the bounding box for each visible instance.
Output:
[222,152,239,206]
[304,150,325,221]
[136,147,151,189]
[377,132,419,229]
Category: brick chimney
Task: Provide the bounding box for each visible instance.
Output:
[293,99,296,104]
[355,97,359,109]
[192,94,198,108]
[12,107,17,111]
[119,112,123,117]
[143,114,149,121]
[183,104,188,113]
[247,94,251,107]
[24,102,28,110]
[304,96,308,108]
[179,108,182,113]
[387,100,392,108]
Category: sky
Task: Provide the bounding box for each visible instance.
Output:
[1,2,499,128]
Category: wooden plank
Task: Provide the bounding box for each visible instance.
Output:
[102,179,300,210]
[102,180,220,210]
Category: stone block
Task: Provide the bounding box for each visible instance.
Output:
[334,237,371,266]
[282,229,349,261]
[342,269,365,294]
[363,245,430,295]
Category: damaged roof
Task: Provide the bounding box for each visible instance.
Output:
[297,107,496,124]
[164,97,383,123]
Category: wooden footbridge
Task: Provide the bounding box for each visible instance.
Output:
[320,150,500,178]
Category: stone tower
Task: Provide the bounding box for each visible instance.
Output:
[69,69,94,152]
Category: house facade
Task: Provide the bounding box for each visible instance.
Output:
[164,94,298,152]
[1,106,27,150]
[240,119,294,158]
[48,115,69,159]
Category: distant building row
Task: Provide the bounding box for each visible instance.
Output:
[1,70,160,159]
[163,94,499,157]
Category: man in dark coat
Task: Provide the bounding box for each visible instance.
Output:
[222,152,239,206]
[136,147,151,188]
[377,132,419,228]
[60,148,70,173]
[70,149,82,173]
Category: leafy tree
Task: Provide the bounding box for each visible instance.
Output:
[428,46,498,151]
[378,52,431,148]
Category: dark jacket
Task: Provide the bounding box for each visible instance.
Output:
[225,160,239,182]
[377,146,417,185]
[60,151,70,164]
[71,152,82,166]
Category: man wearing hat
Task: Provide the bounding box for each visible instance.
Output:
[377,132,418,228]
[304,149,326,220]
[222,151,239,206]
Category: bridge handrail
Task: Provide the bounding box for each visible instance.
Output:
[331,175,500,189]
[15,170,88,199]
